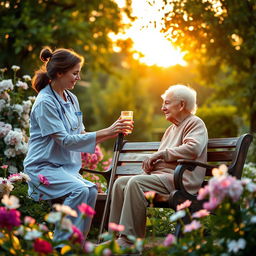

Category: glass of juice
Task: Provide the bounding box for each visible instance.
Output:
[121,111,133,134]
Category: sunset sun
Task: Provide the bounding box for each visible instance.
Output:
[113,0,186,68]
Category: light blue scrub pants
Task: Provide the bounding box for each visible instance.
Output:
[53,185,98,244]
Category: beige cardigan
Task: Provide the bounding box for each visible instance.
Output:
[151,114,208,195]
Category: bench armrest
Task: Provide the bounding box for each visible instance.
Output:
[173,160,217,200]
[79,168,112,184]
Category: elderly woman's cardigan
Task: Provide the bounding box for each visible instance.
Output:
[151,114,208,195]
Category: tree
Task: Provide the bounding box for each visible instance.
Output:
[0,0,132,73]
[156,0,256,133]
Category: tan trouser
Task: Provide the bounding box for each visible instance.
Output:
[108,174,169,238]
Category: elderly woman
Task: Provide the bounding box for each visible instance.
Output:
[108,84,208,248]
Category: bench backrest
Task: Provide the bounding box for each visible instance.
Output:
[115,134,253,181]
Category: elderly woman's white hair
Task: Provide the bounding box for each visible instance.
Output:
[161,84,197,114]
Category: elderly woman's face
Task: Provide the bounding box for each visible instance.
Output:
[161,93,183,122]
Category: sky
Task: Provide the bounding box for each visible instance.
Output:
[113,0,186,67]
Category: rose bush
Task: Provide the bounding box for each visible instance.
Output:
[0,66,35,176]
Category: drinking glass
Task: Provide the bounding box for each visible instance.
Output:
[121,111,133,134]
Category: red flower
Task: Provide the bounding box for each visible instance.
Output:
[0,207,21,230]
[69,225,84,244]
[78,203,96,217]
[38,174,50,186]
[33,238,53,254]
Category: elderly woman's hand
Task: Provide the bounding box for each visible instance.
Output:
[142,152,164,174]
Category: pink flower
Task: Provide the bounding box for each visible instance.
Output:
[84,241,95,253]
[192,209,210,219]
[108,222,125,232]
[163,234,176,246]
[1,165,8,169]
[33,238,53,254]
[0,207,21,230]
[24,216,36,225]
[69,225,84,244]
[203,197,220,211]
[102,248,112,256]
[144,191,156,200]
[78,203,96,217]
[38,174,50,186]
[184,220,201,233]
[176,200,192,211]
[197,185,209,200]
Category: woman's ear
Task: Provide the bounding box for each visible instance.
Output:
[57,72,63,78]
[180,100,186,111]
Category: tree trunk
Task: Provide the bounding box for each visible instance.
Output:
[250,108,256,134]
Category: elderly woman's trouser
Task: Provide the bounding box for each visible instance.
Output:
[53,185,98,243]
[108,174,169,238]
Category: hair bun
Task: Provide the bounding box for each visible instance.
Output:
[40,47,53,62]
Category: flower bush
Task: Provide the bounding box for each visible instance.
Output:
[0,66,35,176]
[81,146,112,193]
[148,165,256,256]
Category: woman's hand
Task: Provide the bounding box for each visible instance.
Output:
[108,118,134,137]
[96,118,134,144]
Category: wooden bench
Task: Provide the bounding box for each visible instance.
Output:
[80,133,253,237]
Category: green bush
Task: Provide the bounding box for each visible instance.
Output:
[197,104,238,138]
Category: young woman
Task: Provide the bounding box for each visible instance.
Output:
[24,47,133,246]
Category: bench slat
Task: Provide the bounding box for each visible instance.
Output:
[118,153,152,162]
[116,165,143,175]
[207,137,238,148]
[122,142,160,151]
[207,151,234,162]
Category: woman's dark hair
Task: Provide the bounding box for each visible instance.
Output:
[32,47,84,93]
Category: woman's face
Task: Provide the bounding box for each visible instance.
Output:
[57,63,82,90]
[161,93,183,122]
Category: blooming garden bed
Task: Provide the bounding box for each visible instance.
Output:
[1,67,256,255]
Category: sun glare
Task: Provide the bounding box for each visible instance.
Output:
[114,0,186,68]
[131,30,186,67]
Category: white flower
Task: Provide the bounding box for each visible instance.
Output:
[22,100,32,113]
[8,165,18,174]
[60,217,73,232]
[28,96,36,102]
[0,79,14,92]
[11,65,20,71]
[15,142,28,154]
[0,178,14,194]
[53,204,78,217]
[16,81,28,90]
[4,130,23,145]
[169,210,186,222]
[227,238,246,253]
[24,229,42,240]
[19,172,31,182]
[45,212,62,223]
[22,75,31,81]
[0,122,12,138]
[4,148,16,158]
[15,226,25,236]
[250,216,256,223]
[13,104,23,116]
[1,194,20,209]
[246,182,256,192]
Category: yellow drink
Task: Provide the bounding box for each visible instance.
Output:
[121,111,133,134]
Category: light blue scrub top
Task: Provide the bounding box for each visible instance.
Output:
[24,85,96,201]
